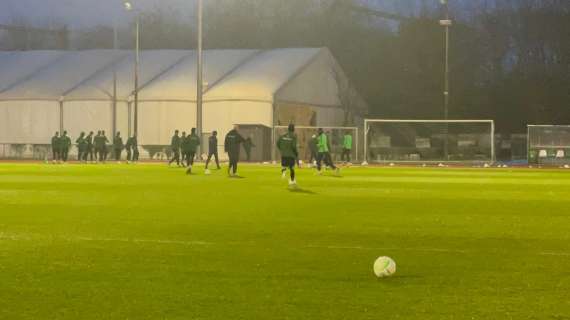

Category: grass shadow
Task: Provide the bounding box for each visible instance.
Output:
[288,187,317,195]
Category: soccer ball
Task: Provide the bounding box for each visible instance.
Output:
[205,169,211,175]
[373,256,396,278]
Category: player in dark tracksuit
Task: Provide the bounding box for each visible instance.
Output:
[94,131,102,162]
[85,131,94,162]
[101,131,110,162]
[113,132,124,162]
[224,126,245,177]
[60,131,72,162]
[76,132,87,162]
[243,136,255,162]
[205,131,221,170]
[168,130,181,166]
[185,128,201,174]
[125,134,139,163]
[51,132,60,162]
[277,124,299,187]
[308,134,318,166]
[180,132,188,166]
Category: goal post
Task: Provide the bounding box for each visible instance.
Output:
[364,119,495,164]
[527,125,570,166]
[273,126,359,163]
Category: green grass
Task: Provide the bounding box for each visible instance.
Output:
[1,163,569,319]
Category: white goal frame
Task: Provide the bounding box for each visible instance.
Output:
[364,119,495,163]
[273,125,359,162]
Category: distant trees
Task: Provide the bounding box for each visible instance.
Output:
[2,0,568,133]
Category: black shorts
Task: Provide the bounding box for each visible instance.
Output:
[281,157,296,167]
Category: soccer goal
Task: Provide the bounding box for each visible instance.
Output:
[527,125,570,166]
[273,126,359,163]
[364,119,495,164]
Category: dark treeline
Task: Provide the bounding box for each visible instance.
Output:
[2,0,569,133]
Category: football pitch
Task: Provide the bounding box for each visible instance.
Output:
[1,163,569,319]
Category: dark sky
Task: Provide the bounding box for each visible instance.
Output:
[0,0,192,27]
[0,0,481,29]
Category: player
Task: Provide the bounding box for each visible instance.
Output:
[94,131,102,162]
[180,131,188,166]
[224,125,245,177]
[308,134,318,167]
[243,136,255,162]
[113,132,124,162]
[205,131,221,173]
[76,132,87,162]
[316,128,339,175]
[341,131,353,163]
[185,128,200,174]
[85,131,94,162]
[60,131,72,163]
[277,124,299,187]
[101,131,110,162]
[125,134,139,163]
[51,131,60,163]
[168,130,181,166]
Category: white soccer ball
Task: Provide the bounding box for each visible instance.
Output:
[204,169,211,175]
[373,256,396,278]
[361,161,369,166]
[564,165,570,169]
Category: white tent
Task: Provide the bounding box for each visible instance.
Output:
[0,48,367,152]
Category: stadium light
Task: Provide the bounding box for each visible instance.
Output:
[123,0,140,137]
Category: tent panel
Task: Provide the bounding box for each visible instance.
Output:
[66,50,190,101]
[314,105,346,127]
[1,50,125,100]
[138,101,196,145]
[140,49,259,101]
[205,48,321,102]
[0,101,59,144]
[62,101,113,140]
[0,51,65,92]
[276,49,341,108]
[116,102,130,138]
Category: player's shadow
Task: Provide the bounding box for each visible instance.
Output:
[229,175,245,179]
[288,188,316,195]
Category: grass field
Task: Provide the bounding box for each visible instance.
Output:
[1,163,569,319]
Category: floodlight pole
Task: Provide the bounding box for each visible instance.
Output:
[125,1,140,137]
[134,14,140,136]
[112,20,118,137]
[440,0,452,160]
[196,0,204,157]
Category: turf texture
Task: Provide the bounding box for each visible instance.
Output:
[0,163,569,319]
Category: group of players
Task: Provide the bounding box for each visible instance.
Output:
[166,124,347,186]
[50,130,138,163]
[50,124,353,187]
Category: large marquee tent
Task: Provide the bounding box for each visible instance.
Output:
[0,48,367,158]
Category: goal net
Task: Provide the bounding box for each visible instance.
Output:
[528,125,570,165]
[364,119,495,163]
[273,126,359,163]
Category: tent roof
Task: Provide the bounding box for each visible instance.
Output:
[0,48,367,112]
